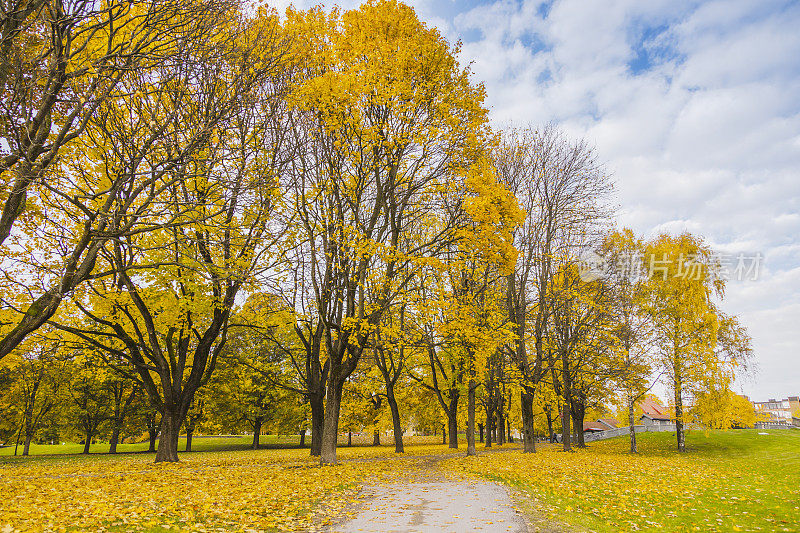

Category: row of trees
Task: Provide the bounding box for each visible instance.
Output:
[0,0,751,463]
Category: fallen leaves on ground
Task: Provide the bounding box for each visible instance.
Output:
[0,443,462,532]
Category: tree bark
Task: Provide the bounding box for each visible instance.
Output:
[497,399,506,445]
[628,394,637,453]
[109,425,121,454]
[478,423,484,443]
[155,409,181,463]
[185,428,194,452]
[447,392,459,449]
[571,395,586,448]
[442,424,447,444]
[507,419,513,443]
[674,321,686,452]
[574,413,586,448]
[252,417,263,450]
[467,380,477,456]
[485,410,493,448]
[148,429,157,452]
[23,433,33,456]
[520,391,536,453]
[82,435,91,455]
[372,430,380,446]
[545,407,554,442]
[674,372,685,452]
[320,380,344,464]
[146,411,159,453]
[386,388,404,453]
[496,393,506,446]
[561,350,573,452]
[299,429,306,447]
[309,391,324,457]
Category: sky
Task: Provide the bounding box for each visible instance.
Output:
[271,0,800,401]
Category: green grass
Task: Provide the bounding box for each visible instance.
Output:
[446,429,800,532]
[0,434,302,458]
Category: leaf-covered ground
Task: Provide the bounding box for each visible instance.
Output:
[443,429,800,532]
[0,442,463,532]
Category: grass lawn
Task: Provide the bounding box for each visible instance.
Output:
[0,434,301,458]
[0,432,421,458]
[444,429,800,532]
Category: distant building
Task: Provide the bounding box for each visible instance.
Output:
[753,396,799,429]
[582,421,607,433]
[639,397,672,427]
[597,418,619,430]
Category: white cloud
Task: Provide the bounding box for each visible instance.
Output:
[445,0,800,399]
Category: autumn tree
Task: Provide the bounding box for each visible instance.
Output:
[601,229,655,453]
[283,0,492,464]
[0,332,67,455]
[644,233,752,452]
[493,125,611,452]
[0,0,234,358]
[106,367,139,454]
[372,311,410,453]
[67,352,112,454]
[54,7,293,462]
[548,262,611,451]
[692,388,756,430]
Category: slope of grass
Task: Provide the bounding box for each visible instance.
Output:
[444,429,800,532]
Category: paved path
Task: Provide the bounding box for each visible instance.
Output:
[332,478,529,532]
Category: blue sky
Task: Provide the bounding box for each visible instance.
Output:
[272,0,800,400]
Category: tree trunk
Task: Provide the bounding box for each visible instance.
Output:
[320,380,344,464]
[466,380,477,456]
[185,428,194,452]
[674,373,685,452]
[574,412,586,448]
[628,394,637,453]
[545,408,554,442]
[155,409,181,463]
[309,392,324,457]
[23,433,33,456]
[386,388,404,453]
[82,434,91,455]
[497,400,506,445]
[674,324,686,452]
[109,424,121,454]
[572,396,586,448]
[146,411,159,453]
[520,391,536,453]
[252,418,263,450]
[148,428,157,452]
[478,423,484,443]
[299,429,306,447]
[347,431,352,447]
[561,351,573,452]
[485,411,493,448]
[507,420,513,443]
[442,423,446,445]
[447,392,459,449]
[372,430,380,446]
